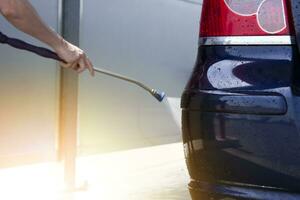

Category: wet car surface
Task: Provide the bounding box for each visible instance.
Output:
[181,0,300,199]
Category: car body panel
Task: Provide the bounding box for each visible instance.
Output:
[181,45,300,199]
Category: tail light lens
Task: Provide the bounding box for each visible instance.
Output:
[200,0,292,37]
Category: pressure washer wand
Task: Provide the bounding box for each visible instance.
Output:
[93,67,165,102]
[0,32,165,102]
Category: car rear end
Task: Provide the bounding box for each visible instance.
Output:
[181,0,300,199]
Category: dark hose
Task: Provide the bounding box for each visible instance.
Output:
[0,31,165,102]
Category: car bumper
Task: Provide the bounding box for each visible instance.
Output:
[189,180,300,200]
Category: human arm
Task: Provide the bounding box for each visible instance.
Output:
[0,0,94,76]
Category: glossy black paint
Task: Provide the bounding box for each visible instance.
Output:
[181,45,300,199]
[181,90,287,115]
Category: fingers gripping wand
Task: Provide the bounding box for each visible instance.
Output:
[0,32,166,102]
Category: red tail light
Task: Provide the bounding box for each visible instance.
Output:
[200,0,292,37]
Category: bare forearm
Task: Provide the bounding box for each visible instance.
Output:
[0,0,62,49]
[0,0,95,76]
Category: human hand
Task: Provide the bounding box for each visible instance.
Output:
[54,38,95,76]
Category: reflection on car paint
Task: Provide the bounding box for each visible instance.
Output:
[182,45,300,193]
[207,60,253,89]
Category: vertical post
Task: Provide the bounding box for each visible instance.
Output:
[59,0,81,190]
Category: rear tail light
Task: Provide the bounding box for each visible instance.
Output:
[200,0,292,37]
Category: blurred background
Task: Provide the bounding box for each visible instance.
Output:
[78,0,201,154]
[0,0,202,199]
[0,0,202,163]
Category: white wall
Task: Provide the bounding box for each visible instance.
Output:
[79,0,202,154]
[0,0,60,166]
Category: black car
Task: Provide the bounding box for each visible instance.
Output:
[181,0,300,199]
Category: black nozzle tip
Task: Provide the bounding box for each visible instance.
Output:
[152,90,166,102]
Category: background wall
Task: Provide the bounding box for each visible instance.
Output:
[0,0,203,163]
[79,0,202,154]
[0,1,60,166]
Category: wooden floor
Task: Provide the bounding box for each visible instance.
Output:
[0,143,191,200]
